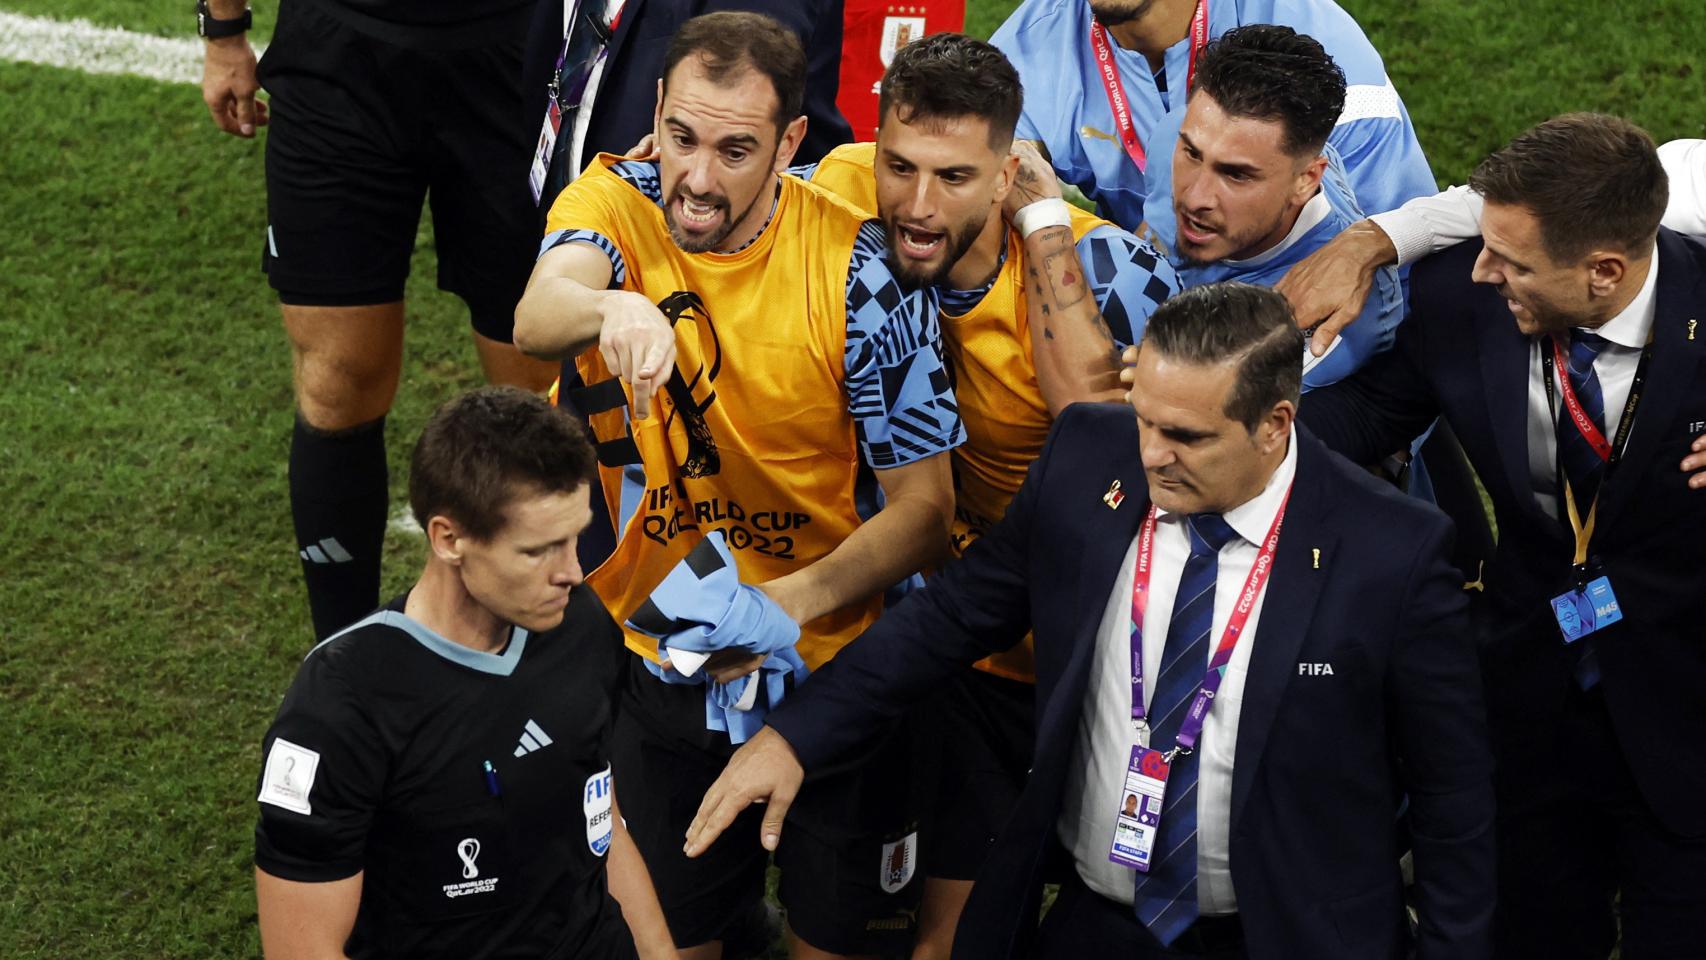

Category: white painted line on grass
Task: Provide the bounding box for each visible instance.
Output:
[389,505,424,538]
[0,10,264,86]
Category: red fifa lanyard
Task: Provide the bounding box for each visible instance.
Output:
[1088,0,1210,176]
[1546,335,1613,461]
[1128,487,1289,756]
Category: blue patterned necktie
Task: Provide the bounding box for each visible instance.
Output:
[1133,512,1238,946]
[1555,330,1609,520]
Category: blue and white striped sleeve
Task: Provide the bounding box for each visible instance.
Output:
[842,221,965,469]
[1077,225,1180,347]
[538,229,627,288]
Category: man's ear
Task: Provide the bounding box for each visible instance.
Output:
[652,79,664,141]
[991,150,1021,207]
[426,515,465,566]
[773,115,809,172]
[1259,400,1296,455]
[1585,250,1631,300]
[1293,153,1329,204]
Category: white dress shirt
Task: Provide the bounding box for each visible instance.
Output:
[1059,429,1298,916]
[564,0,625,181]
[1369,139,1706,266]
[1524,253,1658,521]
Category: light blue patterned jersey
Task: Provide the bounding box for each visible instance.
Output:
[992,0,1435,230]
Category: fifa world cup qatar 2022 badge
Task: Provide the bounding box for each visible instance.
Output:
[443,836,501,899]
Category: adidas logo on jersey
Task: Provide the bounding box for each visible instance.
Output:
[298,538,352,564]
[513,719,554,757]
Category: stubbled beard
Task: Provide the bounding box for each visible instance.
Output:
[1090,0,1157,28]
[664,187,734,253]
[884,214,983,291]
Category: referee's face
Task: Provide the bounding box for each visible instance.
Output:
[454,483,593,632]
[655,57,806,254]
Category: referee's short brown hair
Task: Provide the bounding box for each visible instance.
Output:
[409,387,597,542]
[1470,113,1668,264]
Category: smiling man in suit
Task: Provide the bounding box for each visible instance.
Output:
[1298,113,1706,959]
[684,281,1496,960]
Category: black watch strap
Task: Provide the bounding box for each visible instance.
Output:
[197,0,253,38]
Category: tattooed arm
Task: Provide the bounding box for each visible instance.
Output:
[1005,141,1177,414]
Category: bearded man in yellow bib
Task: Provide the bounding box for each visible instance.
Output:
[787,34,1179,959]
[514,12,963,960]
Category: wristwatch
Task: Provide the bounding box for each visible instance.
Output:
[196,0,253,38]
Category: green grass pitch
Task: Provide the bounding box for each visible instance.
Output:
[1,0,1701,955]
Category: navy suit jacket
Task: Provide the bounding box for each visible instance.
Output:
[524,0,852,188]
[767,406,1495,960]
[1301,230,1706,838]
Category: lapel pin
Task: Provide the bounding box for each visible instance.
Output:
[1463,561,1486,593]
[1312,547,1321,569]
[1103,479,1125,510]
[1689,319,1698,342]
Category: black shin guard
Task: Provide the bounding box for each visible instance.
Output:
[289,415,389,640]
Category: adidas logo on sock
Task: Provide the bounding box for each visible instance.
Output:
[299,538,353,564]
[514,719,554,758]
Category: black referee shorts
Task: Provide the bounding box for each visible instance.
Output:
[256,1,537,340]
[912,667,1036,881]
[611,661,922,954]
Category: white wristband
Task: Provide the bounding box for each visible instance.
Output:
[1012,197,1074,238]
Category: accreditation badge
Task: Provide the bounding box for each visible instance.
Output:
[1550,576,1623,644]
[1107,744,1170,872]
[528,97,563,204]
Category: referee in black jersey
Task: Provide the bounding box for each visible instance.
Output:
[253,388,674,959]
[200,0,558,643]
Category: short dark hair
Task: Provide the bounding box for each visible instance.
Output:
[1140,282,1302,431]
[1190,25,1345,156]
[1469,113,1667,263]
[409,387,598,541]
[878,32,1024,150]
[662,12,806,134]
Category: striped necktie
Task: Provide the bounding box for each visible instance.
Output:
[1133,512,1238,946]
[1555,330,1609,520]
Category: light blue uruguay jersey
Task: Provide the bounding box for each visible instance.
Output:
[1176,148,1402,389]
[991,0,1436,232]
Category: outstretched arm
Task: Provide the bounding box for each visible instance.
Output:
[514,239,675,418]
[684,407,1091,858]
[1276,187,1483,353]
[762,453,953,627]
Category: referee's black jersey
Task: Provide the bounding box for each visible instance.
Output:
[255,589,637,960]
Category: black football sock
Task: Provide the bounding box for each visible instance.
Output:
[290,414,388,640]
